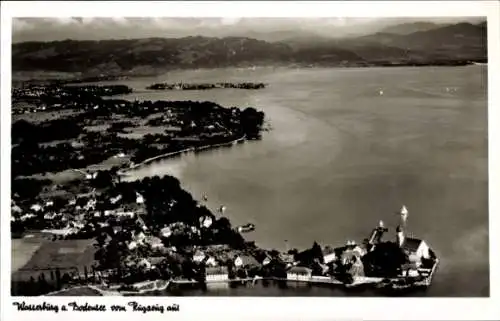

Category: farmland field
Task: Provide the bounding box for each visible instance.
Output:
[12,238,97,282]
[11,238,43,272]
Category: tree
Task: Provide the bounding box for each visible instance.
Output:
[361,242,408,277]
[37,273,50,294]
[215,217,231,230]
[96,232,107,248]
[92,170,114,189]
[311,241,324,263]
[52,197,68,210]
[55,268,62,290]
[240,107,265,138]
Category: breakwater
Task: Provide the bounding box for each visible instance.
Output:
[118,135,246,175]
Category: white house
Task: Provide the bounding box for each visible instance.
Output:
[128,241,138,251]
[44,213,57,220]
[234,256,244,268]
[193,251,206,263]
[403,237,431,260]
[134,231,147,244]
[286,267,312,282]
[147,237,164,249]
[45,200,54,207]
[200,216,213,229]
[352,245,367,257]
[72,222,85,229]
[402,268,421,277]
[279,253,295,264]
[110,195,123,205]
[190,226,200,235]
[160,227,172,238]
[136,193,144,204]
[323,252,336,264]
[115,211,135,218]
[85,199,97,210]
[322,247,337,264]
[20,213,36,221]
[205,266,229,282]
[205,256,217,267]
[30,204,43,212]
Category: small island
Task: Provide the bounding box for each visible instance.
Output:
[146,82,267,91]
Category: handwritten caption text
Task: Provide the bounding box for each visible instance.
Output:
[13,301,180,314]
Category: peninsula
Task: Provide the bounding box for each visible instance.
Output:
[11,81,266,296]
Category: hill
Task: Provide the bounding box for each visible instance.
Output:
[12,36,363,75]
[11,22,487,77]
[225,29,328,43]
[379,22,446,35]
[356,22,487,60]
[12,37,290,75]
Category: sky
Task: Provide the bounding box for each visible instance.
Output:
[12,17,485,43]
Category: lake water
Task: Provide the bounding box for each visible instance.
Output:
[100,66,488,296]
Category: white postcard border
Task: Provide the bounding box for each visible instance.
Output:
[1,1,499,320]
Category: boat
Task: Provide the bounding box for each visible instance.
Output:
[237,223,255,233]
[330,205,439,291]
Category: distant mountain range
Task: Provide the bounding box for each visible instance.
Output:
[11,21,487,77]
[378,22,446,35]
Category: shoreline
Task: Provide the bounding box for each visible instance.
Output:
[12,62,486,83]
[118,135,246,175]
[72,265,440,296]
[45,284,123,296]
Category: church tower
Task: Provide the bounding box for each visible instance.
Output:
[396,224,405,247]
